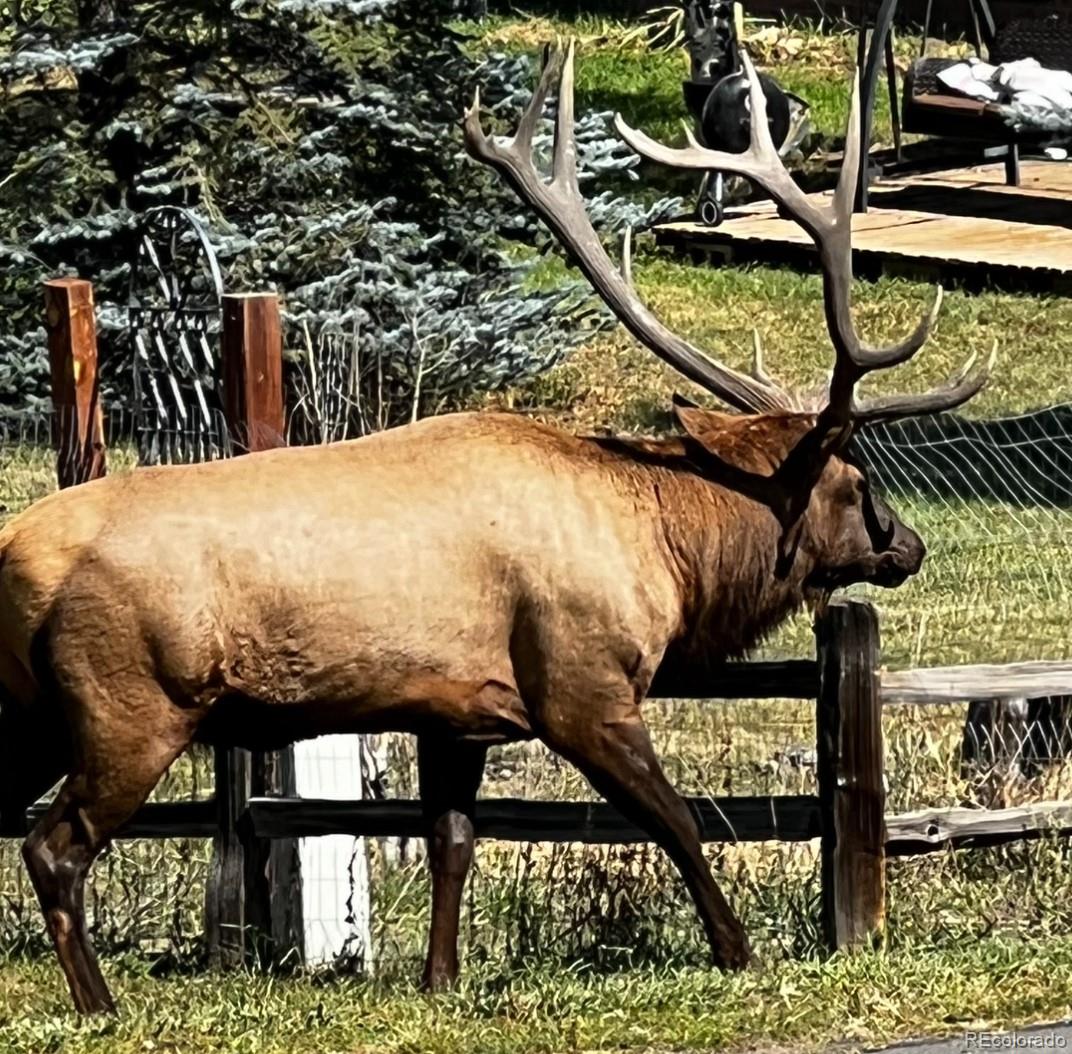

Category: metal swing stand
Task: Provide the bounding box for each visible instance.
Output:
[852,0,1048,213]
[682,0,804,227]
[697,171,727,226]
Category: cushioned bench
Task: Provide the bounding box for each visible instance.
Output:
[901,14,1072,185]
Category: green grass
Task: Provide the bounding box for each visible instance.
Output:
[519,253,1072,427]
[0,443,56,527]
[485,19,693,147]
[0,442,139,528]
[3,935,1072,1053]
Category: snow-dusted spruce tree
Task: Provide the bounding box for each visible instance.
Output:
[0,0,677,428]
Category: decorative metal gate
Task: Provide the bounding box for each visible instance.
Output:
[128,206,230,464]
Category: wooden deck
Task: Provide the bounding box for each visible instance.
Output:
[655,160,1072,289]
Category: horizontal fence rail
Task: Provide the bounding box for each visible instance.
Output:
[886,801,1072,855]
[882,660,1072,705]
[244,795,823,844]
[24,800,217,839]
[34,796,1072,857]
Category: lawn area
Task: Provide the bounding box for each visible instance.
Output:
[475,14,868,145]
[516,255,1072,428]
[473,13,971,152]
[3,936,1072,1054]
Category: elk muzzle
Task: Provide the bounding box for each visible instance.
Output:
[866,494,926,587]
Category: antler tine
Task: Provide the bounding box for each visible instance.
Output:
[739,54,781,177]
[831,72,862,219]
[852,343,997,425]
[518,43,562,156]
[553,39,580,190]
[805,68,944,394]
[823,74,946,378]
[463,42,792,415]
[463,45,561,166]
[822,281,948,428]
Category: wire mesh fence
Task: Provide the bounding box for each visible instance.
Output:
[854,408,1072,667]
[854,409,1072,821]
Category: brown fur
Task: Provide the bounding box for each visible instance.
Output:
[0,408,924,1011]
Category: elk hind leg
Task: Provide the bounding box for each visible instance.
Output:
[22,688,195,1014]
[418,735,487,992]
[539,696,751,971]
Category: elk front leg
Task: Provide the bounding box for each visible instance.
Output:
[22,778,117,1014]
[538,695,751,970]
[417,735,487,992]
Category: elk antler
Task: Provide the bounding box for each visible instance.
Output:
[615,53,994,428]
[463,42,793,415]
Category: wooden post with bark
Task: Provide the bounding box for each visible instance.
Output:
[816,598,886,952]
[207,290,303,968]
[44,278,107,488]
[221,292,285,453]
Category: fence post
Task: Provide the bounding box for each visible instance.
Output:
[204,745,251,968]
[221,292,285,452]
[44,278,107,488]
[206,289,302,968]
[245,749,304,966]
[815,597,886,952]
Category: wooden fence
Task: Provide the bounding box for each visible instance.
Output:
[12,277,1072,964]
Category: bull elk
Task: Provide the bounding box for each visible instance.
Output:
[0,45,990,1014]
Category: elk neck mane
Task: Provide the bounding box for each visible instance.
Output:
[586,415,820,665]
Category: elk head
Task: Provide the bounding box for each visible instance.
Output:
[463,43,993,595]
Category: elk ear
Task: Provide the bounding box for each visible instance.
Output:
[671,401,733,451]
[671,401,791,512]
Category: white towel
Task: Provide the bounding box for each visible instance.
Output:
[937,55,1072,112]
[937,58,1002,101]
[996,58,1072,110]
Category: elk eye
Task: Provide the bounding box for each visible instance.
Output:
[844,477,865,504]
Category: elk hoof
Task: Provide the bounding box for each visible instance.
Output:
[76,990,118,1016]
[420,966,458,995]
[713,937,752,972]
